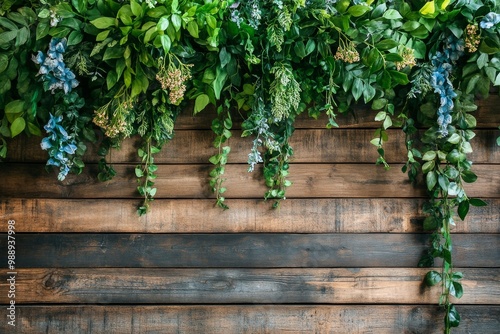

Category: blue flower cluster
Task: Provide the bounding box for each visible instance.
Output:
[430,35,464,136]
[480,12,500,30]
[33,38,79,94]
[40,113,78,181]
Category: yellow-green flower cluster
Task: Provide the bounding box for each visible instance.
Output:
[465,24,480,53]
[334,41,360,63]
[156,54,192,105]
[396,46,417,70]
[93,92,134,138]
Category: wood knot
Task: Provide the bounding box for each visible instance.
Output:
[42,270,66,291]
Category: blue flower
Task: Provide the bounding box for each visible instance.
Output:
[40,113,77,181]
[480,12,500,29]
[33,37,79,94]
[44,113,63,132]
[429,35,464,136]
[40,137,52,150]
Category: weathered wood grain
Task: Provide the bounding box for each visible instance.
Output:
[3,305,499,334]
[2,233,497,268]
[1,163,499,199]
[1,268,498,304]
[5,128,499,164]
[2,198,499,233]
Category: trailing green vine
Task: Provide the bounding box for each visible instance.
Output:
[1,1,500,331]
[209,101,232,209]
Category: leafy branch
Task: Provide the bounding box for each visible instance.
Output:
[136,138,160,216]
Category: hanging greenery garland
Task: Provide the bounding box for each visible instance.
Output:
[1,1,499,332]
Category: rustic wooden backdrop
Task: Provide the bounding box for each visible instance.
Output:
[1,96,499,333]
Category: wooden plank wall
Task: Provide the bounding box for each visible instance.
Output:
[1,96,499,333]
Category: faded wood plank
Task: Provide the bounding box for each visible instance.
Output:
[3,234,498,268]
[1,268,498,304]
[1,163,499,199]
[3,305,499,334]
[5,129,499,164]
[2,198,499,233]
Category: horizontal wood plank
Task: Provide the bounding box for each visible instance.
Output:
[1,268,498,304]
[1,163,499,199]
[3,305,499,334]
[2,233,498,268]
[174,95,500,130]
[2,198,499,233]
[5,129,500,164]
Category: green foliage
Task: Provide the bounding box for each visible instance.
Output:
[136,138,161,216]
[1,2,499,331]
[209,102,232,210]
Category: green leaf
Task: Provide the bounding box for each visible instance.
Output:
[461,170,477,183]
[447,305,461,328]
[443,248,452,264]
[422,160,435,174]
[438,174,449,192]
[458,200,469,220]
[381,114,392,129]
[383,9,403,20]
[219,47,231,68]
[158,16,169,31]
[0,17,18,30]
[426,171,437,191]
[374,111,386,121]
[423,216,437,230]
[388,70,409,85]
[103,47,124,61]
[352,77,363,101]
[422,150,436,161]
[348,5,371,17]
[194,94,210,114]
[363,84,376,104]
[27,122,41,136]
[293,41,306,58]
[376,39,399,51]
[413,40,426,59]
[451,281,463,298]
[477,52,488,69]
[305,39,316,56]
[67,30,83,46]
[187,20,199,38]
[419,1,436,18]
[424,270,442,286]
[10,117,25,137]
[371,98,387,110]
[447,133,461,144]
[96,30,110,42]
[0,55,9,74]
[130,79,141,98]
[206,14,216,29]
[131,0,143,17]
[135,167,144,177]
[385,53,404,62]
[171,14,182,31]
[160,34,171,53]
[5,100,24,114]
[0,30,18,45]
[401,21,420,31]
[91,17,116,29]
[469,198,487,207]
[213,65,227,100]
